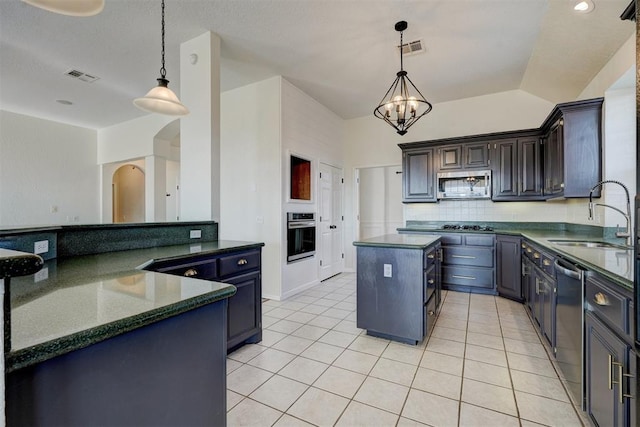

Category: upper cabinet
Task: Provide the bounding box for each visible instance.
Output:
[541,98,603,199]
[399,97,603,203]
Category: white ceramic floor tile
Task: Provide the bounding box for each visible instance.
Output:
[272,335,314,355]
[246,348,296,373]
[314,298,339,307]
[249,374,309,411]
[459,403,520,427]
[347,336,390,356]
[431,325,467,343]
[401,388,459,426]
[412,366,462,400]
[291,324,330,341]
[515,391,582,426]
[290,296,319,305]
[227,364,274,396]
[464,343,508,367]
[381,343,424,365]
[426,337,466,358]
[333,349,379,375]
[307,315,342,329]
[227,389,244,411]
[262,315,281,328]
[318,329,359,348]
[463,359,512,388]
[354,376,409,414]
[266,307,298,319]
[278,356,329,385]
[511,370,570,402]
[332,319,363,335]
[420,350,464,376]
[507,352,558,378]
[466,331,505,350]
[434,317,468,331]
[228,344,267,363]
[272,414,315,427]
[299,341,344,364]
[286,311,318,324]
[268,319,305,334]
[313,365,366,398]
[286,387,349,426]
[278,301,308,311]
[467,321,502,336]
[227,358,243,374]
[335,401,399,427]
[322,307,353,319]
[260,329,288,347]
[369,357,418,387]
[298,304,329,315]
[504,337,549,359]
[396,417,429,426]
[461,378,517,417]
[226,397,282,427]
[333,301,356,311]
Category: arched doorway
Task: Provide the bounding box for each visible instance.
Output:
[112,164,145,223]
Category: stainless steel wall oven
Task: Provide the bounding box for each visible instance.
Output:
[287,212,316,263]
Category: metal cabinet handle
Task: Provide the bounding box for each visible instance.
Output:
[452,254,476,259]
[521,243,526,249]
[184,268,198,277]
[593,292,609,306]
[237,259,248,266]
[427,253,435,259]
[526,248,533,253]
[452,274,476,280]
[535,278,540,295]
[533,252,540,259]
[543,259,551,266]
[608,354,614,390]
[611,360,635,403]
[428,279,435,284]
[428,310,435,316]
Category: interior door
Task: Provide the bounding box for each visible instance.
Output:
[319,163,344,280]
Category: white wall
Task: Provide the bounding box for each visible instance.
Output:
[0,110,99,226]
[280,79,345,298]
[220,77,283,299]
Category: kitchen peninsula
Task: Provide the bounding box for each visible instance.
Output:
[0,222,264,426]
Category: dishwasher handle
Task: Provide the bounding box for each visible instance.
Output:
[554,258,584,281]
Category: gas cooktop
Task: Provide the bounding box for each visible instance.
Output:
[441,224,494,232]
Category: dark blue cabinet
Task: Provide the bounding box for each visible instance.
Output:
[496,235,522,300]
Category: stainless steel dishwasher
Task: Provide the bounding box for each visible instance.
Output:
[554,257,588,410]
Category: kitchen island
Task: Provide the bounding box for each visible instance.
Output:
[2,239,263,426]
[353,234,442,345]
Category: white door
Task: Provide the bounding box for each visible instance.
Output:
[357,165,403,239]
[319,163,344,280]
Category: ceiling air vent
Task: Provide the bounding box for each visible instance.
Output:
[64,69,100,83]
[398,39,425,56]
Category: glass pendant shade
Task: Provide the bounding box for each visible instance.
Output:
[21,0,104,16]
[134,78,189,116]
[374,21,432,136]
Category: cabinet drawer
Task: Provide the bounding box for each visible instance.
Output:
[444,247,493,267]
[219,250,261,277]
[443,265,493,288]
[464,234,495,247]
[156,258,218,279]
[440,234,463,245]
[539,252,555,277]
[424,246,438,266]
[585,276,631,339]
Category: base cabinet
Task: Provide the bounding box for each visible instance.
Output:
[496,235,522,300]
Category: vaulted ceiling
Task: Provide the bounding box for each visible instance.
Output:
[0,0,634,129]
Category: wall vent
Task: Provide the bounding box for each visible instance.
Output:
[398,39,425,56]
[64,69,100,83]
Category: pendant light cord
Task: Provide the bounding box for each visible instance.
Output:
[160,0,166,79]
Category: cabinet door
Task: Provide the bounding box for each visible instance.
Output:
[585,312,631,427]
[491,139,518,200]
[464,142,490,169]
[439,145,462,170]
[496,235,522,300]
[518,137,543,197]
[402,148,436,202]
[539,273,556,350]
[224,271,261,350]
[544,121,564,196]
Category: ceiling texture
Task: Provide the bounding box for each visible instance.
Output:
[0,0,634,130]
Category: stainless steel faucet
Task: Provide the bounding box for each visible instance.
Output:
[588,180,632,246]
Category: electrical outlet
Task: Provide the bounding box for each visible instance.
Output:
[34,240,49,254]
[383,264,392,278]
[190,229,202,239]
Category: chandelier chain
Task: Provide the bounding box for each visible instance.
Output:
[160,0,166,78]
[399,28,404,72]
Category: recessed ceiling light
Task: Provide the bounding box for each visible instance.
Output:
[56,100,73,105]
[574,0,595,13]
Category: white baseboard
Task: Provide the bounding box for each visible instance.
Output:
[280,279,320,300]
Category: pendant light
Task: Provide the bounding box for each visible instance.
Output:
[374,21,432,136]
[21,0,104,16]
[134,0,189,116]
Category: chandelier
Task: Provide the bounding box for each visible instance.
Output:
[374,21,432,136]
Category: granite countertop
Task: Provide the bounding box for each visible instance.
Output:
[0,248,44,279]
[398,224,633,291]
[353,234,440,249]
[4,240,264,372]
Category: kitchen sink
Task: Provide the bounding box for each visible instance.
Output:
[548,239,632,250]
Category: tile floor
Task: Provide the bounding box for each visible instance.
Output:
[226,273,584,426]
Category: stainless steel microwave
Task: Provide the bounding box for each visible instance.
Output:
[437,170,492,200]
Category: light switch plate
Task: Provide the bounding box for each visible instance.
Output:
[383,264,392,278]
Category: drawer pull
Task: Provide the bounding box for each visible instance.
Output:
[533,252,540,259]
[593,292,610,306]
[521,243,526,249]
[237,258,248,266]
[428,310,435,316]
[427,253,435,259]
[427,279,435,284]
[452,274,476,280]
[184,268,198,277]
[452,254,476,259]
[542,259,551,266]
[526,248,533,253]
